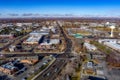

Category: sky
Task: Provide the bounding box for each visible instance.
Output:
[0,0,120,18]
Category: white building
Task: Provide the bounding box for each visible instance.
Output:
[87,62,93,69]
[38,39,60,50]
[84,42,97,51]
[16,23,32,27]
[16,23,23,27]
[98,39,118,44]
[23,35,42,44]
[9,45,16,52]
[30,29,49,36]
[50,39,60,44]
[98,39,120,52]
[40,39,60,46]
[23,23,32,26]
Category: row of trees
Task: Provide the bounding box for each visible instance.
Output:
[0,27,27,37]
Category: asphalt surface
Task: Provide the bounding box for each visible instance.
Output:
[15,57,51,80]
[35,58,67,80]
[32,22,72,80]
[3,53,60,58]
[0,22,73,80]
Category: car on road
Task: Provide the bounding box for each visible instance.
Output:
[52,65,56,68]
[54,68,58,72]
[47,72,50,76]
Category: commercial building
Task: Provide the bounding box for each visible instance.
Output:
[23,34,43,44]
[0,62,18,75]
[38,39,60,50]
[98,39,120,52]
[98,39,119,44]
[87,62,93,69]
[51,34,60,38]
[0,34,14,38]
[9,45,16,52]
[20,56,39,65]
[20,60,38,65]
[23,25,58,45]
[30,29,49,36]
[84,61,95,75]
[84,42,97,51]
[104,42,120,52]
[16,23,32,27]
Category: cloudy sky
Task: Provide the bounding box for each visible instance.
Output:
[0,0,120,18]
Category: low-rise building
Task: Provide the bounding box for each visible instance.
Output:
[98,39,120,52]
[23,35,43,45]
[38,39,60,50]
[84,42,97,51]
[0,34,14,38]
[20,56,39,65]
[9,45,16,52]
[20,60,38,65]
[16,23,32,27]
[84,61,95,75]
[0,62,18,75]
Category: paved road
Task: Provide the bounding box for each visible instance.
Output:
[0,22,73,80]
[3,53,61,58]
[0,27,41,52]
[35,58,67,80]
[33,22,73,80]
[15,57,51,80]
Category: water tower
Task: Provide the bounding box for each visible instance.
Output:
[110,25,115,37]
[106,22,110,26]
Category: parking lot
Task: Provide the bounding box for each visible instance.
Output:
[13,56,54,80]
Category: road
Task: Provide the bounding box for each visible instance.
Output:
[35,58,67,80]
[0,22,73,80]
[32,22,73,80]
[15,57,51,80]
[0,27,41,52]
[3,53,61,58]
